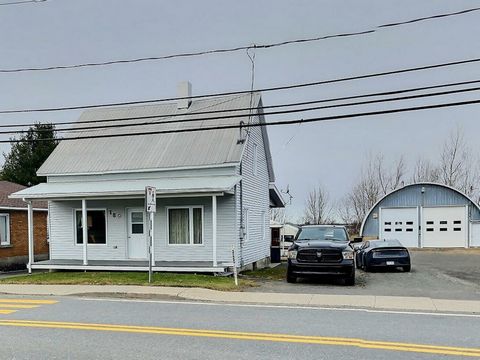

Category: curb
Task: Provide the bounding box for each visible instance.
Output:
[0,284,479,314]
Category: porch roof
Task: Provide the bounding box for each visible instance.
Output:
[9,175,241,200]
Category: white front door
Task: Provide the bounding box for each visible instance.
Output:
[380,207,419,247]
[422,206,467,248]
[127,209,147,259]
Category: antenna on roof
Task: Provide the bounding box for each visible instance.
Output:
[281,185,293,205]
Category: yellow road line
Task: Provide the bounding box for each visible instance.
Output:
[0,319,479,357]
[0,299,58,305]
[0,304,40,309]
[0,310,17,314]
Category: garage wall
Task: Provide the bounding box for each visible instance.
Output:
[470,222,480,247]
[362,183,480,238]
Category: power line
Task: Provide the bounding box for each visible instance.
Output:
[1,57,479,114]
[2,78,478,130]
[1,6,479,73]
[4,84,479,136]
[378,7,480,28]
[3,98,479,143]
[0,0,44,6]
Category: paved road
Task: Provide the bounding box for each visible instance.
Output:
[253,250,480,300]
[0,294,478,359]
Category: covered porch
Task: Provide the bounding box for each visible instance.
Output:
[10,176,241,274]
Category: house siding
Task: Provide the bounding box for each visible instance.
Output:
[48,195,236,264]
[235,114,271,267]
[46,166,237,183]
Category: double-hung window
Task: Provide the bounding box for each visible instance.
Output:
[0,214,10,246]
[75,210,107,245]
[168,207,203,245]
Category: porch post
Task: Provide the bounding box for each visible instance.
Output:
[82,199,88,265]
[212,195,217,267]
[27,201,34,274]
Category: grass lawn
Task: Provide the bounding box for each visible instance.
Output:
[243,263,287,281]
[0,271,256,291]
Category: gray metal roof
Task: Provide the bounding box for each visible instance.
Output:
[38,93,273,177]
[10,175,241,199]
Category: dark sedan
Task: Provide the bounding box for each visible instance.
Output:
[355,239,411,272]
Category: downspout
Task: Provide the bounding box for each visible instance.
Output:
[238,121,246,267]
[239,160,245,267]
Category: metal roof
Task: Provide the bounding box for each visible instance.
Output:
[10,176,241,200]
[38,93,271,177]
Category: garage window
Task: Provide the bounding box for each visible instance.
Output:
[454,228,462,231]
[384,228,391,232]
[384,222,391,225]
[395,221,403,225]
[406,228,413,232]
[453,220,462,224]
[440,228,448,232]
[426,228,434,232]
[395,228,402,232]
[426,221,434,225]
[440,220,447,225]
[406,221,413,225]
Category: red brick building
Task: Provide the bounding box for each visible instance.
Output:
[0,181,48,270]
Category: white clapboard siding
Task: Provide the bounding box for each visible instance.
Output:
[47,166,236,183]
[153,196,235,263]
[235,114,271,267]
[48,195,238,263]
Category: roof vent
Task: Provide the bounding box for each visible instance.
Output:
[177,81,192,110]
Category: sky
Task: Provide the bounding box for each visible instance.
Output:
[0,0,479,221]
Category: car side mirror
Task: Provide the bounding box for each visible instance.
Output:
[351,237,363,243]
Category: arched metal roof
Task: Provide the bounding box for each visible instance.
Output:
[360,182,480,236]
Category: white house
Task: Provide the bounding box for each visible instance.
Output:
[11,82,285,273]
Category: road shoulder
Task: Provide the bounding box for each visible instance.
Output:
[1,284,479,314]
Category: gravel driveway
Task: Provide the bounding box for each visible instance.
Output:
[249,249,480,300]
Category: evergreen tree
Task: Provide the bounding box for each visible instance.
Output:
[1,123,58,186]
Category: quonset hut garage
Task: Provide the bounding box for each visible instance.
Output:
[360,183,480,248]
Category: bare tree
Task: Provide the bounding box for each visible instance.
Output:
[375,154,406,195]
[339,154,406,233]
[303,185,332,224]
[411,157,440,183]
[438,127,478,198]
[270,208,285,223]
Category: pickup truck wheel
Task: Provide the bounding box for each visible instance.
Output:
[403,265,411,272]
[286,270,297,283]
[344,271,355,286]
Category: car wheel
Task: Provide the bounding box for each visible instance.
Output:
[363,258,370,272]
[403,265,411,272]
[286,270,297,283]
[344,270,355,286]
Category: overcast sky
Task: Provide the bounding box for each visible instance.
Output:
[0,0,479,220]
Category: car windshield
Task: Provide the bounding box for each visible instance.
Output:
[296,227,348,241]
